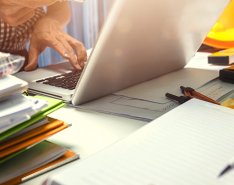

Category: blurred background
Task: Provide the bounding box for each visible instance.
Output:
[40,0,234,66]
[39,0,116,67]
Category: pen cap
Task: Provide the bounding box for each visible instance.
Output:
[0,52,25,78]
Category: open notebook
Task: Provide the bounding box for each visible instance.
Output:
[45,99,234,185]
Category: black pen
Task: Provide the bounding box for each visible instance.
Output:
[165,93,191,104]
[218,157,234,177]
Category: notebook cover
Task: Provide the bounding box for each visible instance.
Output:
[0,121,69,159]
[0,118,64,151]
[2,150,79,185]
[0,141,67,184]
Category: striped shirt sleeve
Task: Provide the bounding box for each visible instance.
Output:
[0,8,45,52]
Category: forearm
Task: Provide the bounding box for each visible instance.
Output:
[45,1,71,28]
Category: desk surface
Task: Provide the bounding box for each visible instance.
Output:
[22,106,146,185]
[22,52,228,184]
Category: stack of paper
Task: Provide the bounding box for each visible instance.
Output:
[0,94,48,133]
[0,75,28,100]
[0,52,26,99]
[0,74,79,184]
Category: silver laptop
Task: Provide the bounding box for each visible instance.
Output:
[16,0,228,105]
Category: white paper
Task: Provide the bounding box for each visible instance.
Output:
[0,94,34,120]
[79,95,177,121]
[185,52,229,71]
[0,115,30,133]
[0,94,48,133]
[115,68,219,103]
[0,75,27,92]
[47,99,234,185]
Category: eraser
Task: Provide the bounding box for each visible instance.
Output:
[208,48,234,65]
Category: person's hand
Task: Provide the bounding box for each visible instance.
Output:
[0,0,57,26]
[24,17,87,71]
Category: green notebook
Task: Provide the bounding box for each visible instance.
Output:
[0,95,64,141]
[0,148,27,164]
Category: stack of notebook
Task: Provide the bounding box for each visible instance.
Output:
[0,59,79,184]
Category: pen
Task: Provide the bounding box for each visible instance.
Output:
[165,93,191,104]
[180,86,220,105]
[218,157,234,177]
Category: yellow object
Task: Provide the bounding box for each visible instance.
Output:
[221,98,234,109]
[204,0,234,48]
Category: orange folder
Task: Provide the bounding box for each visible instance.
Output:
[0,118,70,159]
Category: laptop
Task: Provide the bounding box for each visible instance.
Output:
[15,0,229,105]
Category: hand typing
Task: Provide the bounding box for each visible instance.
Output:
[24,17,87,71]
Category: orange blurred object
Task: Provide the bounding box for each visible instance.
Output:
[204,0,234,48]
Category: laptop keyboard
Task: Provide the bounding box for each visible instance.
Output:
[36,70,82,90]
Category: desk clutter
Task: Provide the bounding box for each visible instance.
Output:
[205,48,234,83]
[166,85,234,111]
[0,53,79,184]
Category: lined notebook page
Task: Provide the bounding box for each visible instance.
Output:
[47,99,234,185]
